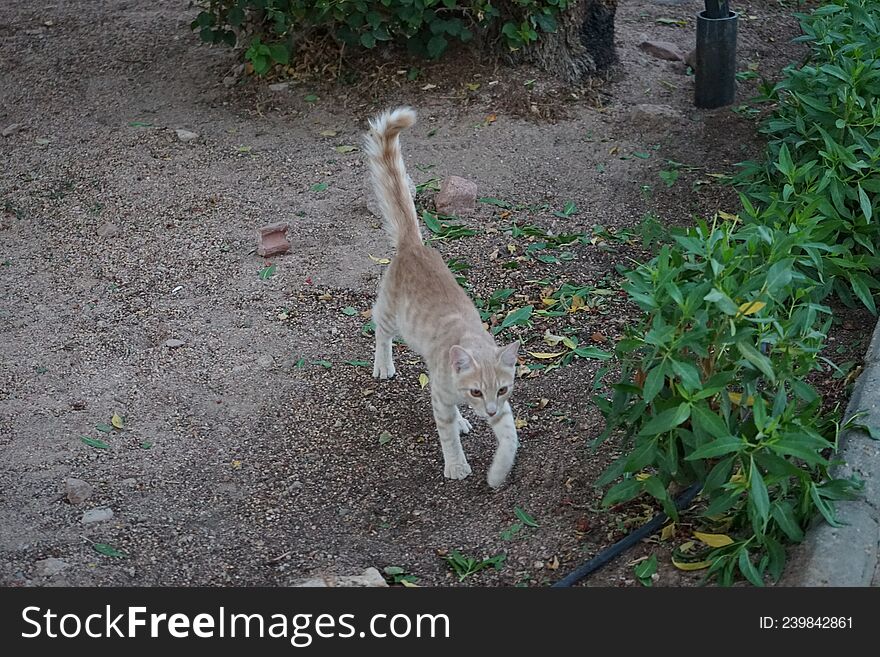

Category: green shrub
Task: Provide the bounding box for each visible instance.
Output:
[597,0,878,585]
[191,0,570,73]
[738,0,880,308]
[597,215,861,585]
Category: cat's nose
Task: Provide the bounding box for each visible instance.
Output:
[487,409,497,417]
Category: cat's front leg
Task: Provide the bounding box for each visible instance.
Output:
[432,393,471,480]
[486,401,518,489]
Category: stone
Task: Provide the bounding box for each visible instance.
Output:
[268,82,289,92]
[222,76,236,88]
[434,176,478,217]
[366,173,417,218]
[292,567,388,587]
[639,40,684,62]
[97,222,119,238]
[175,129,199,142]
[34,558,69,577]
[163,338,185,348]
[256,222,290,257]
[2,123,21,137]
[81,507,114,524]
[65,477,93,505]
[256,354,275,369]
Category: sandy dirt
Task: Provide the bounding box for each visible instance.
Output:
[1,0,870,587]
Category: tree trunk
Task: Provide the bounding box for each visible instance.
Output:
[514,0,618,83]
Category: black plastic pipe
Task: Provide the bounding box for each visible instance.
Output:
[694,7,739,109]
[551,482,702,587]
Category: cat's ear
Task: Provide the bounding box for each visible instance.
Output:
[449,345,475,373]
[497,340,521,367]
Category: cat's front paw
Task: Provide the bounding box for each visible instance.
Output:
[486,469,509,489]
[457,415,472,435]
[444,461,472,480]
[372,361,396,379]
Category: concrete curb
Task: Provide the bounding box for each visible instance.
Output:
[782,319,880,586]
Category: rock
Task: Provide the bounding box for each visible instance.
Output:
[97,222,119,238]
[71,400,86,411]
[268,82,289,92]
[163,338,185,348]
[367,173,417,218]
[2,123,21,137]
[292,567,388,587]
[65,478,93,505]
[34,558,69,577]
[174,129,199,142]
[256,354,275,369]
[222,76,236,88]
[434,176,478,217]
[685,48,697,71]
[639,40,684,62]
[81,507,114,524]
[256,222,290,257]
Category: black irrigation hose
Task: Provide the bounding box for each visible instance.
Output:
[551,482,703,587]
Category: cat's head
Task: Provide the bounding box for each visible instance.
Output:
[449,341,520,418]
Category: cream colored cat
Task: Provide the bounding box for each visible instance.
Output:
[364,107,520,488]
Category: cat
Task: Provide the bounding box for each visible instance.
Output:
[363,106,520,489]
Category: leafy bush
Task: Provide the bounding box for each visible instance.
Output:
[191,0,570,73]
[737,0,880,308]
[596,0,879,585]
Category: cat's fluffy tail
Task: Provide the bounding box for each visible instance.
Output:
[364,107,421,250]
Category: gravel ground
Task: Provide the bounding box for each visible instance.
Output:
[2,0,868,587]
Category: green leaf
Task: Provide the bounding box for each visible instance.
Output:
[634,554,658,586]
[642,363,667,403]
[639,403,691,436]
[858,183,873,222]
[500,305,533,329]
[850,274,876,314]
[304,94,318,103]
[378,431,393,445]
[749,460,770,525]
[95,423,114,433]
[659,169,679,187]
[427,35,448,59]
[344,360,371,367]
[93,543,126,558]
[602,477,642,507]
[771,503,804,542]
[738,549,764,586]
[514,506,540,528]
[691,403,730,440]
[267,44,289,65]
[342,306,358,316]
[737,341,776,382]
[572,346,612,361]
[686,435,744,460]
[258,263,276,280]
[422,211,442,233]
[311,182,328,192]
[81,436,109,450]
[312,360,332,368]
[360,32,377,48]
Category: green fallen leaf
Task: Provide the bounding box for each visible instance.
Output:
[81,436,109,450]
[514,506,540,528]
[378,431,393,445]
[342,306,358,316]
[93,543,126,557]
[311,182,328,192]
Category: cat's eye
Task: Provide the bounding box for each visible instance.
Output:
[469,389,483,398]
[498,386,509,396]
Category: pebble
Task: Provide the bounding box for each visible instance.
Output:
[34,558,69,577]
[257,354,275,369]
[163,338,185,348]
[175,129,199,142]
[268,82,289,92]
[81,507,114,524]
[65,477,93,505]
[2,123,21,137]
[97,222,119,238]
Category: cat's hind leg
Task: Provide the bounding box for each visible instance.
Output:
[371,295,397,379]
